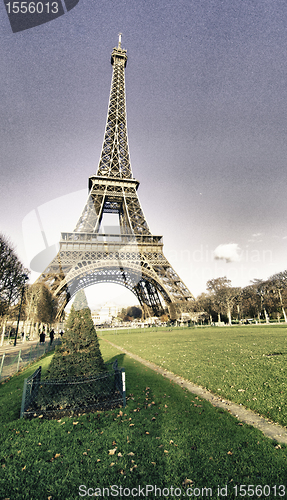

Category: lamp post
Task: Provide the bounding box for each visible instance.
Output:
[14,274,29,347]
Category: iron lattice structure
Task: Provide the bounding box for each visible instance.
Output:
[37,36,195,319]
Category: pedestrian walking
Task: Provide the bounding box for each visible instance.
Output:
[49,329,54,346]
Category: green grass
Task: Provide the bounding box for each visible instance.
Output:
[0,340,287,499]
[101,324,287,427]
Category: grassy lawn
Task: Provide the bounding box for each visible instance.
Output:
[0,340,287,499]
[100,324,287,428]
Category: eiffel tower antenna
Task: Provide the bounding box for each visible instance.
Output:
[36,37,195,320]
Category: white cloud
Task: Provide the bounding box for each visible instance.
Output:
[214,243,241,263]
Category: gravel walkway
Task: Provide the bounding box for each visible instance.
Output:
[102,338,287,445]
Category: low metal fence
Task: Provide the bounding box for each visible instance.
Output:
[20,359,126,419]
[0,339,61,382]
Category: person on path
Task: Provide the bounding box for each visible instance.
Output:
[49,329,54,346]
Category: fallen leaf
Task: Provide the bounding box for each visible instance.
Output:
[118,452,123,457]
[227,451,233,455]
[112,440,117,445]
[182,478,193,486]
[129,423,134,427]
[164,450,168,453]
[97,459,101,462]
[38,415,43,419]
[55,454,61,459]
[170,440,174,444]
[109,448,117,455]
[127,452,135,456]
[151,462,156,465]
[73,422,78,425]
[38,443,41,446]
[151,417,156,421]
[145,432,149,435]
[164,404,168,408]
[83,452,88,456]
[110,462,115,466]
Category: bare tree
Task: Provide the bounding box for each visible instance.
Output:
[0,234,29,345]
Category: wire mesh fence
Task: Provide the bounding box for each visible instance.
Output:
[0,339,61,382]
[20,359,126,419]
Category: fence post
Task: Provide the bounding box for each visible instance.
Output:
[0,353,5,378]
[121,368,126,407]
[20,378,28,418]
[17,350,22,372]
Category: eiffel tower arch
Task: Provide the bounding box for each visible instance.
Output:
[37,35,195,320]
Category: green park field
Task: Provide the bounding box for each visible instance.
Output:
[0,325,287,499]
[101,324,287,428]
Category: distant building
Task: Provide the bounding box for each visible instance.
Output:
[91,302,121,326]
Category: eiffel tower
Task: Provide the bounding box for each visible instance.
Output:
[37,35,195,319]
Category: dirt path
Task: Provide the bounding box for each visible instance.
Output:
[102,338,287,445]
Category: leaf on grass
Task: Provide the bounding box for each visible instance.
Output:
[112,440,117,446]
[117,411,123,417]
[164,404,168,408]
[119,469,125,474]
[151,462,156,465]
[164,450,168,454]
[54,454,61,459]
[110,462,115,466]
[275,445,282,449]
[97,459,101,462]
[127,452,135,456]
[145,432,149,435]
[118,452,123,457]
[83,452,88,456]
[129,423,134,427]
[182,478,193,486]
[38,443,42,446]
[57,419,62,422]
[227,451,233,455]
[109,448,117,455]
[170,440,174,444]
[73,422,78,425]
[127,436,130,443]
[38,415,43,419]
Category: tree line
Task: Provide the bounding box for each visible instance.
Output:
[194,272,287,325]
[0,234,58,344]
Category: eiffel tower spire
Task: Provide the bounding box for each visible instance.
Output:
[74,35,150,236]
[36,37,195,320]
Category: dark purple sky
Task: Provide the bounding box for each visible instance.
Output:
[1,0,287,307]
